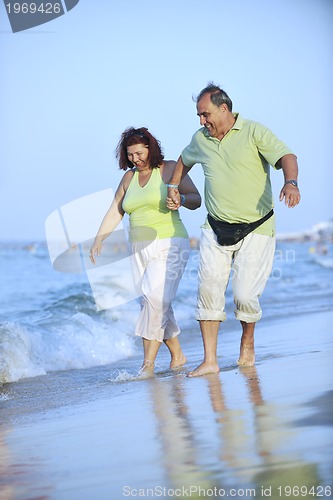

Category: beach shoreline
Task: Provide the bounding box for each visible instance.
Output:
[1,310,332,500]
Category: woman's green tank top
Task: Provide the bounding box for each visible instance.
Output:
[122,168,188,242]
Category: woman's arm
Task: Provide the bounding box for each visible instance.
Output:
[90,170,133,263]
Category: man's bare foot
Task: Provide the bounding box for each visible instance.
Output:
[238,321,255,366]
[187,361,220,377]
[138,360,155,378]
[170,352,187,370]
[238,344,255,366]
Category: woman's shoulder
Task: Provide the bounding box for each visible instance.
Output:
[121,168,136,190]
[123,167,136,177]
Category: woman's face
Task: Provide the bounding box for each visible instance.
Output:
[126,143,149,170]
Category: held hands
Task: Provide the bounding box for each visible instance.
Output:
[279,183,301,208]
[166,186,181,211]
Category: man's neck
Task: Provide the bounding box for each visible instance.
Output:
[217,115,236,140]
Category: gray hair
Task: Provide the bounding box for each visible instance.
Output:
[194,82,233,111]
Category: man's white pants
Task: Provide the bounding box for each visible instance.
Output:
[195,228,275,323]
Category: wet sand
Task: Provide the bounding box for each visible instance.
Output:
[1,310,332,500]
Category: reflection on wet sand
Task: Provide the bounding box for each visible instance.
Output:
[0,383,52,500]
[148,367,321,495]
[239,367,321,492]
[147,376,219,495]
[0,423,52,500]
[0,427,15,500]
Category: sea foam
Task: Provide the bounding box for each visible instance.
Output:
[0,313,136,384]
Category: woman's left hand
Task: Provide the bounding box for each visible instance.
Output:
[166,196,179,210]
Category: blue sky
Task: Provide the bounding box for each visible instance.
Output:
[1,0,332,240]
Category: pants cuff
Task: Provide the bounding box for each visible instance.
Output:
[234,310,262,323]
[195,309,227,322]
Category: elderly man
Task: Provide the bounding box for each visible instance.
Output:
[167,83,300,377]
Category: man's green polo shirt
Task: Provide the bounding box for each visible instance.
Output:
[181,113,294,236]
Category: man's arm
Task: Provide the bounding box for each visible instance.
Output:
[278,154,301,208]
[167,156,192,208]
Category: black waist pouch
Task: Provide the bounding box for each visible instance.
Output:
[207,209,274,246]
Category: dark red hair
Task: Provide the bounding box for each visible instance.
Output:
[116,127,164,170]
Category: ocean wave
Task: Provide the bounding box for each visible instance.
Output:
[312,256,333,269]
[0,314,137,385]
[43,288,97,316]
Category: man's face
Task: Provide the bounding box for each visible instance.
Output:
[196,93,227,138]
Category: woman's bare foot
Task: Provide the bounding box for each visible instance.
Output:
[164,337,187,370]
[138,360,155,378]
[187,360,220,377]
[170,352,187,370]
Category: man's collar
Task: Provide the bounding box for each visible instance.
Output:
[231,113,244,130]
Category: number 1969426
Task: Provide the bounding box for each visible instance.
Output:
[6,3,62,14]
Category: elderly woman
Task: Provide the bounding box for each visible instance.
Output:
[90,127,201,376]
